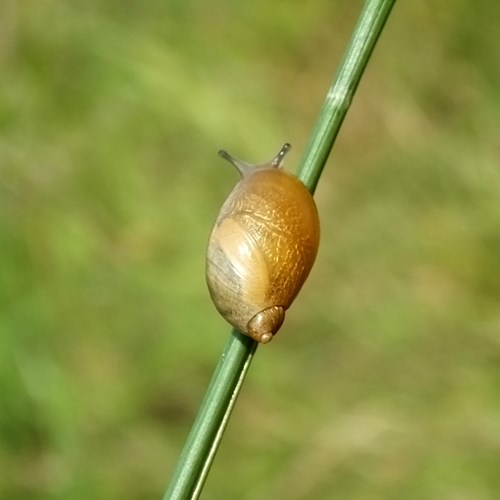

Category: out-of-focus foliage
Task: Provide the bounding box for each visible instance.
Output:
[1,1,499,498]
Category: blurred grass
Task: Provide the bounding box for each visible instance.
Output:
[1,1,500,499]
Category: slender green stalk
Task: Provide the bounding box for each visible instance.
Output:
[164,1,396,498]
[298,0,396,193]
[164,330,257,500]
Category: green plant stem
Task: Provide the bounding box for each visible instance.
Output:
[163,330,257,500]
[164,1,396,498]
[298,0,396,193]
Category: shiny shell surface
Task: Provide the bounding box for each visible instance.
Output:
[206,167,320,339]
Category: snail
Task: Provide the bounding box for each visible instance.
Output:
[206,143,320,344]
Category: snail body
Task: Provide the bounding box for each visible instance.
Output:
[206,144,320,344]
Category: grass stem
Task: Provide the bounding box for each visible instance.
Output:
[164,1,397,498]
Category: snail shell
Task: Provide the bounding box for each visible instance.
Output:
[206,143,320,344]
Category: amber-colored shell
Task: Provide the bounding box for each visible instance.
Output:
[206,144,320,344]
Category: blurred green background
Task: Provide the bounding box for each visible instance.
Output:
[1,1,500,498]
